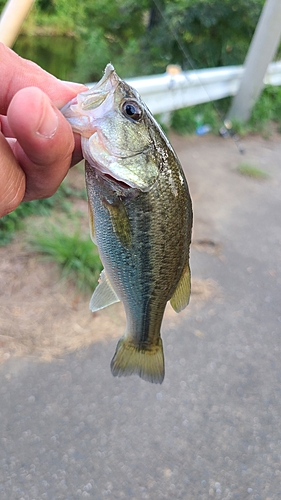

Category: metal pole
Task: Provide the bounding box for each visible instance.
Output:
[0,0,35,47]
[227,0,281,123]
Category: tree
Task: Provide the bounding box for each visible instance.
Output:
[74,0,266,80]
[143,0,266,71]
[73,0,149,81]
[4,0,269,82]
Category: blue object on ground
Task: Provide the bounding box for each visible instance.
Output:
[196,124,211,135]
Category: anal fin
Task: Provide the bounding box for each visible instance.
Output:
[90,269,120,312]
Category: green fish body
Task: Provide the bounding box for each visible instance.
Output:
[61,65,193,384]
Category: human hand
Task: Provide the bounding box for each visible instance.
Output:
[0,43,87,217]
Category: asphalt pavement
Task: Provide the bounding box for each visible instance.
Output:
[1,134,281,500]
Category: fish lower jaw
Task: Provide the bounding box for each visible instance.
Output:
[85,159,132,192]
[102,173,132,189]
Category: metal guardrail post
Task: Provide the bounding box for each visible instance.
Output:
[227,0,281,123]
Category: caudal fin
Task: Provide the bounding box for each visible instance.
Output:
[110,337,165,384]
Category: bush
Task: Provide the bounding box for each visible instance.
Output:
[170,100,228,135]
[170,85,281,136]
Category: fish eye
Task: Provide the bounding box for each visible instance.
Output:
[122,101,142,122]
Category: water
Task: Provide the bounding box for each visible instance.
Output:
[14,35,80,82]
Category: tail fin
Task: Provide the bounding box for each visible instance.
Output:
[110,337,165,384]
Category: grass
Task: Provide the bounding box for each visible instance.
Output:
[0,180,87,246]
[29,224,103,293]
[0,197,57,246]
[237,163,269,179]
[0,169,103,294]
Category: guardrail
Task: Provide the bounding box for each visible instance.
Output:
[88,61,281,115]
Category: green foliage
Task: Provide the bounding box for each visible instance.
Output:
[14,35,78,82]
[171,106,198,134]
[170,100,225,135]
[73,0,149,81]
[0,198,56,246]
[29,225,103,292]
[73,28,112,83]
[32,0,84,33]
[169,84,281,136]
[0,0,7,11]
[0,210,24,246]
[15,0,268,82]
[162,0,265,69]
[250,85,281,129]
[226,86,281,137]
[37,0,55,14]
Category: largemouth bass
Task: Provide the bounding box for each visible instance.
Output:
[61,64,193,384]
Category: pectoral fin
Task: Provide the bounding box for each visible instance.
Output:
[170,263,191,313]
[89,270,120,312]
[103,199,132,248]
[88,201,97,244]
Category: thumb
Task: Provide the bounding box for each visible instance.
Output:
[0,133,26,217]
[7,87,75,201]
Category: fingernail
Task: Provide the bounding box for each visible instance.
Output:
[36,101,59,139]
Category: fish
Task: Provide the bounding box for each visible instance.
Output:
[61,64,193,384]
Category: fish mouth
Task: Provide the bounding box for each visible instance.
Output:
[60,64,119,137]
